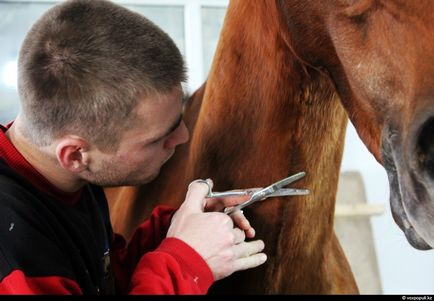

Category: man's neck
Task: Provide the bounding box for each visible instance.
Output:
[6,120,84,192]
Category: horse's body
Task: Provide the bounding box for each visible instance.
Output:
[106,0,434,293]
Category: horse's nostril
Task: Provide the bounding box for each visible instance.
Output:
[417,117,434,179]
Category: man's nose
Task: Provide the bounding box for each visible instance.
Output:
[163,121,189,149]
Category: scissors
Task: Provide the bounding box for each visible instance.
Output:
[191,171,309,215]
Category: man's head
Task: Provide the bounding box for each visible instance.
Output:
[18,0,186,148]
[15,0,189,186]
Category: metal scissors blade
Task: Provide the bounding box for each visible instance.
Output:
[209,187,309,199]
[266,188,310,197]
[223,171,309,215]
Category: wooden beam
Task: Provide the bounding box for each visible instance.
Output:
[335,204,385,217]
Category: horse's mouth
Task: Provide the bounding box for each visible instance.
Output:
[381,121,434,250]
[387,173,432,250]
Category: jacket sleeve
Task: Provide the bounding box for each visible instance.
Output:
[110,205,214,294]
[0,270,82,294]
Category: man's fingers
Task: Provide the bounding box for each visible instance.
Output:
[230,210,256,238]
[216,194,251,208]
[233,239,264,258]
[184,179,213,212]
[232,228,246,245]
[230,210,249,228]
[205,194,251,212]
[232,239,267,271]
[232,250,267,272]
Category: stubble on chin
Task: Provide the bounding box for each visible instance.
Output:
[140,153,174,183]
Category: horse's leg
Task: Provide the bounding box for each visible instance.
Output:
[327,234,359,293]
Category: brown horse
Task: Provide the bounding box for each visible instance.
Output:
[106,0,434,294]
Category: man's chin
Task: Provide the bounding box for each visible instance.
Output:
[143,157,172,183]
[138,167,163,185]
[103,172,159,187]
[144,171,160,183]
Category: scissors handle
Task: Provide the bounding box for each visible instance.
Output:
[208,188,263,198]
[208,190,250,198]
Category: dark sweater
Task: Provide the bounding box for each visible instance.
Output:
[0,160,113,294]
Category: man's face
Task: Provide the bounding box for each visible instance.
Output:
[86,86,189,186]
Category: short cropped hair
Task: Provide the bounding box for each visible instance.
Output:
[18,0,186,149]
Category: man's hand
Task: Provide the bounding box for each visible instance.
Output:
[202,179,258,239]
[167,179,267,281]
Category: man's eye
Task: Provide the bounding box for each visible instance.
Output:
[145,137,162,146]
[150,138,163,145]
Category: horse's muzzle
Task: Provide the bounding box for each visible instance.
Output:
[381,122,434,250]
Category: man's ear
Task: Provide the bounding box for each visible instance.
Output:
[55,136,90,173]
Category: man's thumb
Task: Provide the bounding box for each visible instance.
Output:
[184,179,213,212]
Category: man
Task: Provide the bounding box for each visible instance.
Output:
[0,0,266,295]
